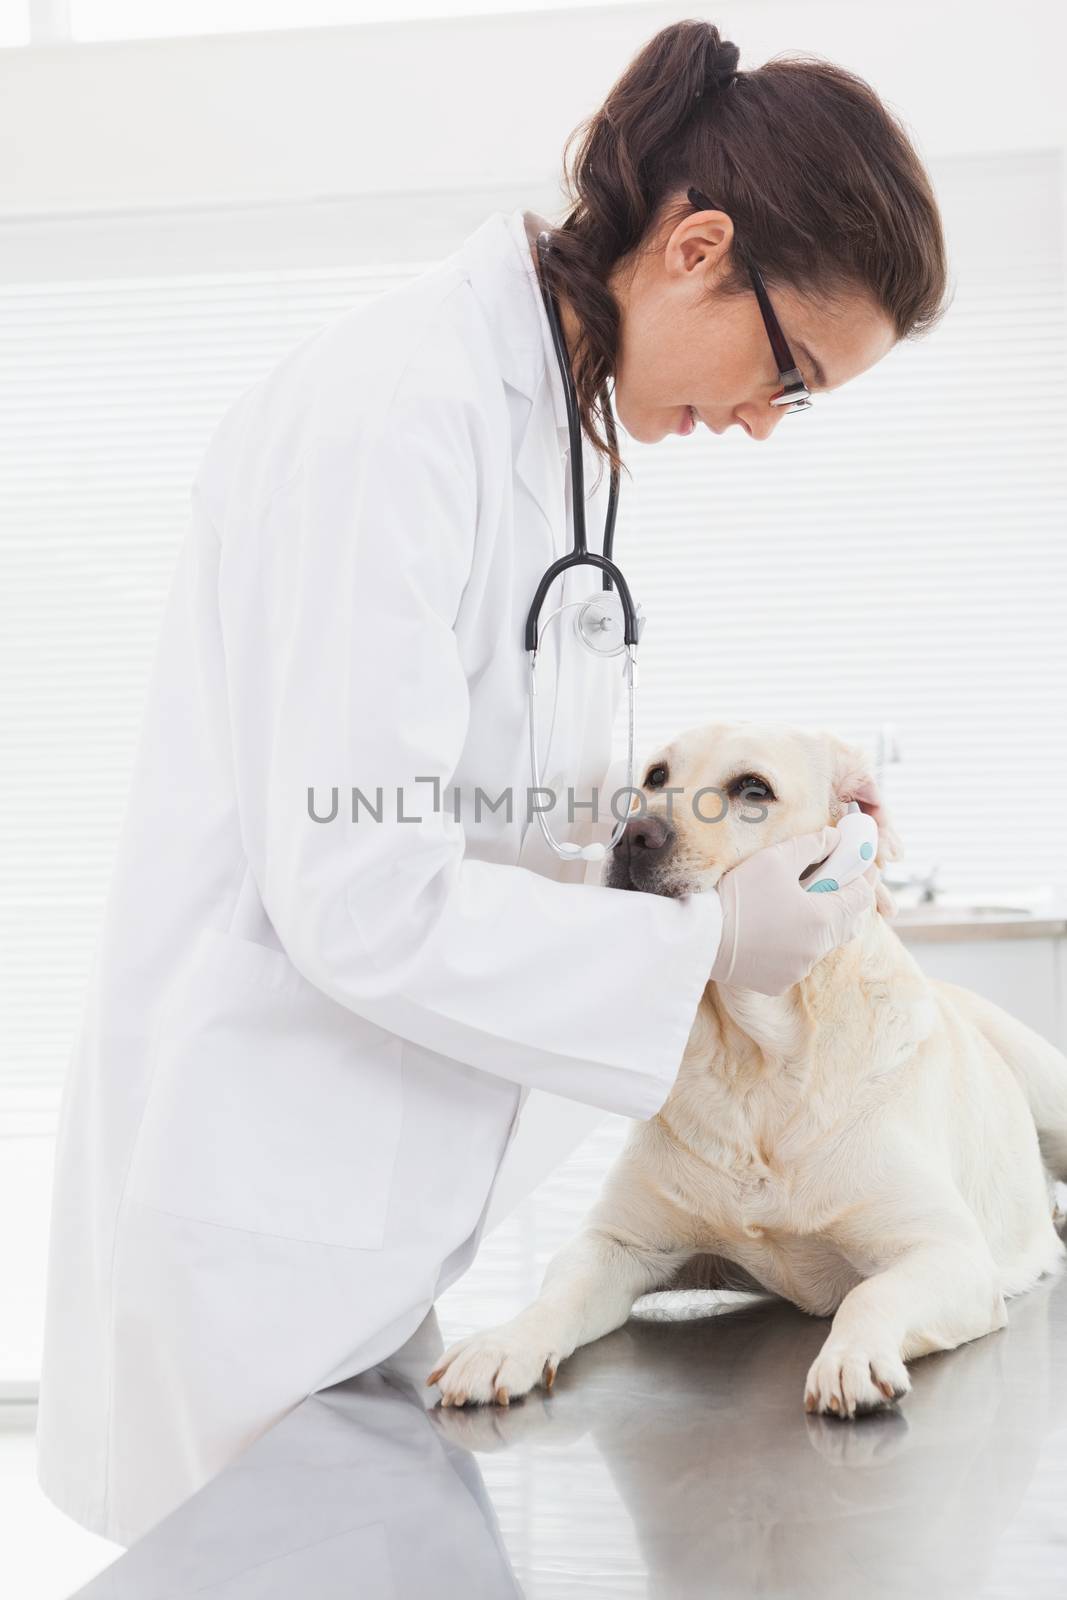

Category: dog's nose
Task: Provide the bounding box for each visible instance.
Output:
[621,813,675,858]
[604,812,677,893]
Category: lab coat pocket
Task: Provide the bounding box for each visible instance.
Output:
[126,927,403,1250]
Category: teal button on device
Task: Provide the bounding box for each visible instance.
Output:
[801,805,879,894]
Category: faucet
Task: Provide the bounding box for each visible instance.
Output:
[873,722,901,789]
[872,723,939,901]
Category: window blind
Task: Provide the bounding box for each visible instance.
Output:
[1,265,416,1095]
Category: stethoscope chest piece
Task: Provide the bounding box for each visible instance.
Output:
[574,591,645,657]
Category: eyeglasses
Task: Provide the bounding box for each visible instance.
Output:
[686,185,813,413]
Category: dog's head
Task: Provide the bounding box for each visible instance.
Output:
[603,721,903,905]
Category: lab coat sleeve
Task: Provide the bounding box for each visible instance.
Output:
[219,385,723,1123]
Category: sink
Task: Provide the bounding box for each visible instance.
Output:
[889,895,1067,940]
[893,901,1037,920]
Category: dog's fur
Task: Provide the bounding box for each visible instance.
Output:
[427,723,1067,1418]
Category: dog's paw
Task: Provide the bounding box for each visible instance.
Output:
[804,1339,911,1419]
[425,1320,561,1408]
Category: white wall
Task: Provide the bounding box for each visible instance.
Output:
[2,0,1064,219]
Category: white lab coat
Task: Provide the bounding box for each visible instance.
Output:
[35,206,723,1547]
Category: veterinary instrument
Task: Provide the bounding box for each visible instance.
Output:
[803,803,879,893]
[525,232,645,863]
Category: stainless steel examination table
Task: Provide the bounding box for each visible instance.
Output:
[72,1239,1067,1599]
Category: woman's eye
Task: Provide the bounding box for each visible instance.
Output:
[730,773,776,802]
[645,764,669,789]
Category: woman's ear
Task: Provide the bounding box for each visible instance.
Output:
[825,734,905,866]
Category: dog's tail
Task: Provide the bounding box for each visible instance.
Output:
[666,1253,768,1295]
[931,979,1067,1181]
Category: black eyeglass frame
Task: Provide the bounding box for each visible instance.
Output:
[686,185,813,413]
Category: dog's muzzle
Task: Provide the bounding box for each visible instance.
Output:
[604,813,678,894]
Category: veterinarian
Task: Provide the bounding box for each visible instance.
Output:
[37,20,946,1546]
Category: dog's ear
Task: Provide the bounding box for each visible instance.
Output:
[825,735,905,868]
[823,736,903,920]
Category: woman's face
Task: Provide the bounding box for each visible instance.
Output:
[594,206,897,443]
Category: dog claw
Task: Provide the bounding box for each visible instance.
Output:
[494,1386,509,1407]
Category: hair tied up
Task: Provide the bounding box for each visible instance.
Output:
[694,28,741,100]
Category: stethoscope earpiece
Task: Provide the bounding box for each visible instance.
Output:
[553,840,609,862]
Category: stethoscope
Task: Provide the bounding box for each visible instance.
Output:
[525,231,646,862]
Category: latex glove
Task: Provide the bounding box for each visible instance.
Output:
[709,827,879,997]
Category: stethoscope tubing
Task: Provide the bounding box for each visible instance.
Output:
[525,234,639,645]
[525,230,642,861]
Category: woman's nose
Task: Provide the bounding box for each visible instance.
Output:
[736,404,783,442]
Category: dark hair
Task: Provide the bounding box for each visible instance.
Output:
[537,19,948,478]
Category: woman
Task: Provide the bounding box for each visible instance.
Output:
[37,21,946,1546]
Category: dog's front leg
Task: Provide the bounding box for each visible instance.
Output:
[804,1185,1007,1419]
[428,1227,687,1407]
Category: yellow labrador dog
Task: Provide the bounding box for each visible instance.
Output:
[428,722,1067,1419]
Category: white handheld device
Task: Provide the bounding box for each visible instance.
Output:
[802,802,878,893]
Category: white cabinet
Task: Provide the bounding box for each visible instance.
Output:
[895,910,1067,1051]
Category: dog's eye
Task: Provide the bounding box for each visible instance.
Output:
[730,773,776,802]
[645,764,669,789]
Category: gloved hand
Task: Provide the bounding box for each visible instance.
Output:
[709,827,879,997]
